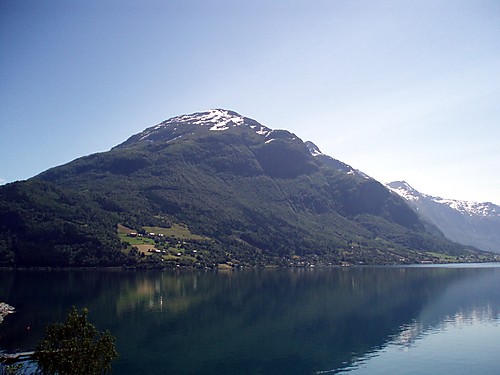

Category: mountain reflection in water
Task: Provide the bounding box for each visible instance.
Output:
[1,265,499,375]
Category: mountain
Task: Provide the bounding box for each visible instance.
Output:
[0,109,494,268]
[387,181,500,253]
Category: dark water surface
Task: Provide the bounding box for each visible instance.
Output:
[1,265,500,374]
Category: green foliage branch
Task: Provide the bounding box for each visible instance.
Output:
[33,307,118,375]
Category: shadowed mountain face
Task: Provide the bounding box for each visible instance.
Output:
[0,110,492,268]
[387,181,500,253]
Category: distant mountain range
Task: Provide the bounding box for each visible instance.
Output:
[0,109,495,268]
[387,181,500,253]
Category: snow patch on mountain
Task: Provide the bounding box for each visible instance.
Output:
[165,109,272,136]
[433,198,499,217]
[164,109,245,128]
[306,142,323,157]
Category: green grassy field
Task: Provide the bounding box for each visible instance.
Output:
[143,224,208,240]
[426,252,459,262]
[118,233,155,246]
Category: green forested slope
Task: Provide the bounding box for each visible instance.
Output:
[0,112,493,267]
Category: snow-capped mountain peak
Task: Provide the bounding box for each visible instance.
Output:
[387,181,499,217]
[386,180,500,253]
[159,109,245,131]
[119,109,273,147]
[386,181,423,202]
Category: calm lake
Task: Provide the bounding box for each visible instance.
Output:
[1,265,500,374]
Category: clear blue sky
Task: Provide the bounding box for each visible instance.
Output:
[1,0,499,204]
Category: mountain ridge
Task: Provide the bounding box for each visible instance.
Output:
[387,181,500,253]
[387,181,499,217]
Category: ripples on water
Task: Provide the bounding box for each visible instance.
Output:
[331,317,500,375]
[318,265,500,375]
